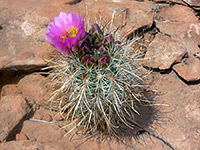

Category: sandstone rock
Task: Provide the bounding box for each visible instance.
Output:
[182,0,200,6]
[32,112,42,120]
[173,56,200,82]
[0,141,65,150]
[148,72,200,150]
[17,74,51,106]
[152,0,170,3]
[42,114,52,122]
[0,84,19,97]
[151,0,187,5]
[0,0,59,71]
[149,2,200,82]
[31,107,52,121]
[54,112,63,121]
[185,102,200,121]
[20,120,64,143]
[0,95,29,142]
[53,112,66,121]
[154,5,199,55]
[16,133,28,141]
[184,22,200,57]
[154,4,198,31]
[144,33,188,70]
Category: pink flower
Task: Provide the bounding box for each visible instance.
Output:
[45,12,85,55]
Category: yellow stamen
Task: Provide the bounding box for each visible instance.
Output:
[67,26,78,37]
[62,35,67,43]
[61,26,78,43]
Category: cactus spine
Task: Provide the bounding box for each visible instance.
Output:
[47,12,151,136]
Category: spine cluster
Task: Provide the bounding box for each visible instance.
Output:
[46,12,150,136]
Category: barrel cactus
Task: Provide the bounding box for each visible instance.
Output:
[45,11,152,136]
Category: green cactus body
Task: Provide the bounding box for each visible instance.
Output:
[47,18,150,136]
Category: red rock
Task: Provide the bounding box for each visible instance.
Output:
[152,0,170,3]
[53,112,64,121]
[185,102,200,121]
[184,22,200,59]
[17,74,51,106]
[182,0,200,6]
[151,0,187,5]
[0,84,18,97]
[0,0,51,70]
[148,72,200,150]
[16,133,28,141]
[53,112,67,121]
[0,141,65,150]
[173,56,200,82]
[144,33,188,70]
[155,5,199,57]
[20,120,64,143]
[32,107,53,121]
[151,2,200,82]
[0,95,29,142]
[32,112,42,120]
[42,114,52,122]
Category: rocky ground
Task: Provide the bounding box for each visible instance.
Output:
[0,0,199,150]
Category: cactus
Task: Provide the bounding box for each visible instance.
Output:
[45,11,152,136]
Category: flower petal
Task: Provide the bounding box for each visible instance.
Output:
[45,11,86,55]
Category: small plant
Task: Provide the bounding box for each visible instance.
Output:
[45,11,152,136]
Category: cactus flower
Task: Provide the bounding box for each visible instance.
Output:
[45,11,85,55]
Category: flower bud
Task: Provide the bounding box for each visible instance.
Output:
[81,54,95,67]
[84,33,92,44]
[98,55,111,68]
[104,34,114,44]
[90,23,102,35]
[98,44,107,53]
[79,42,90,56]
[94,39,100,48]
